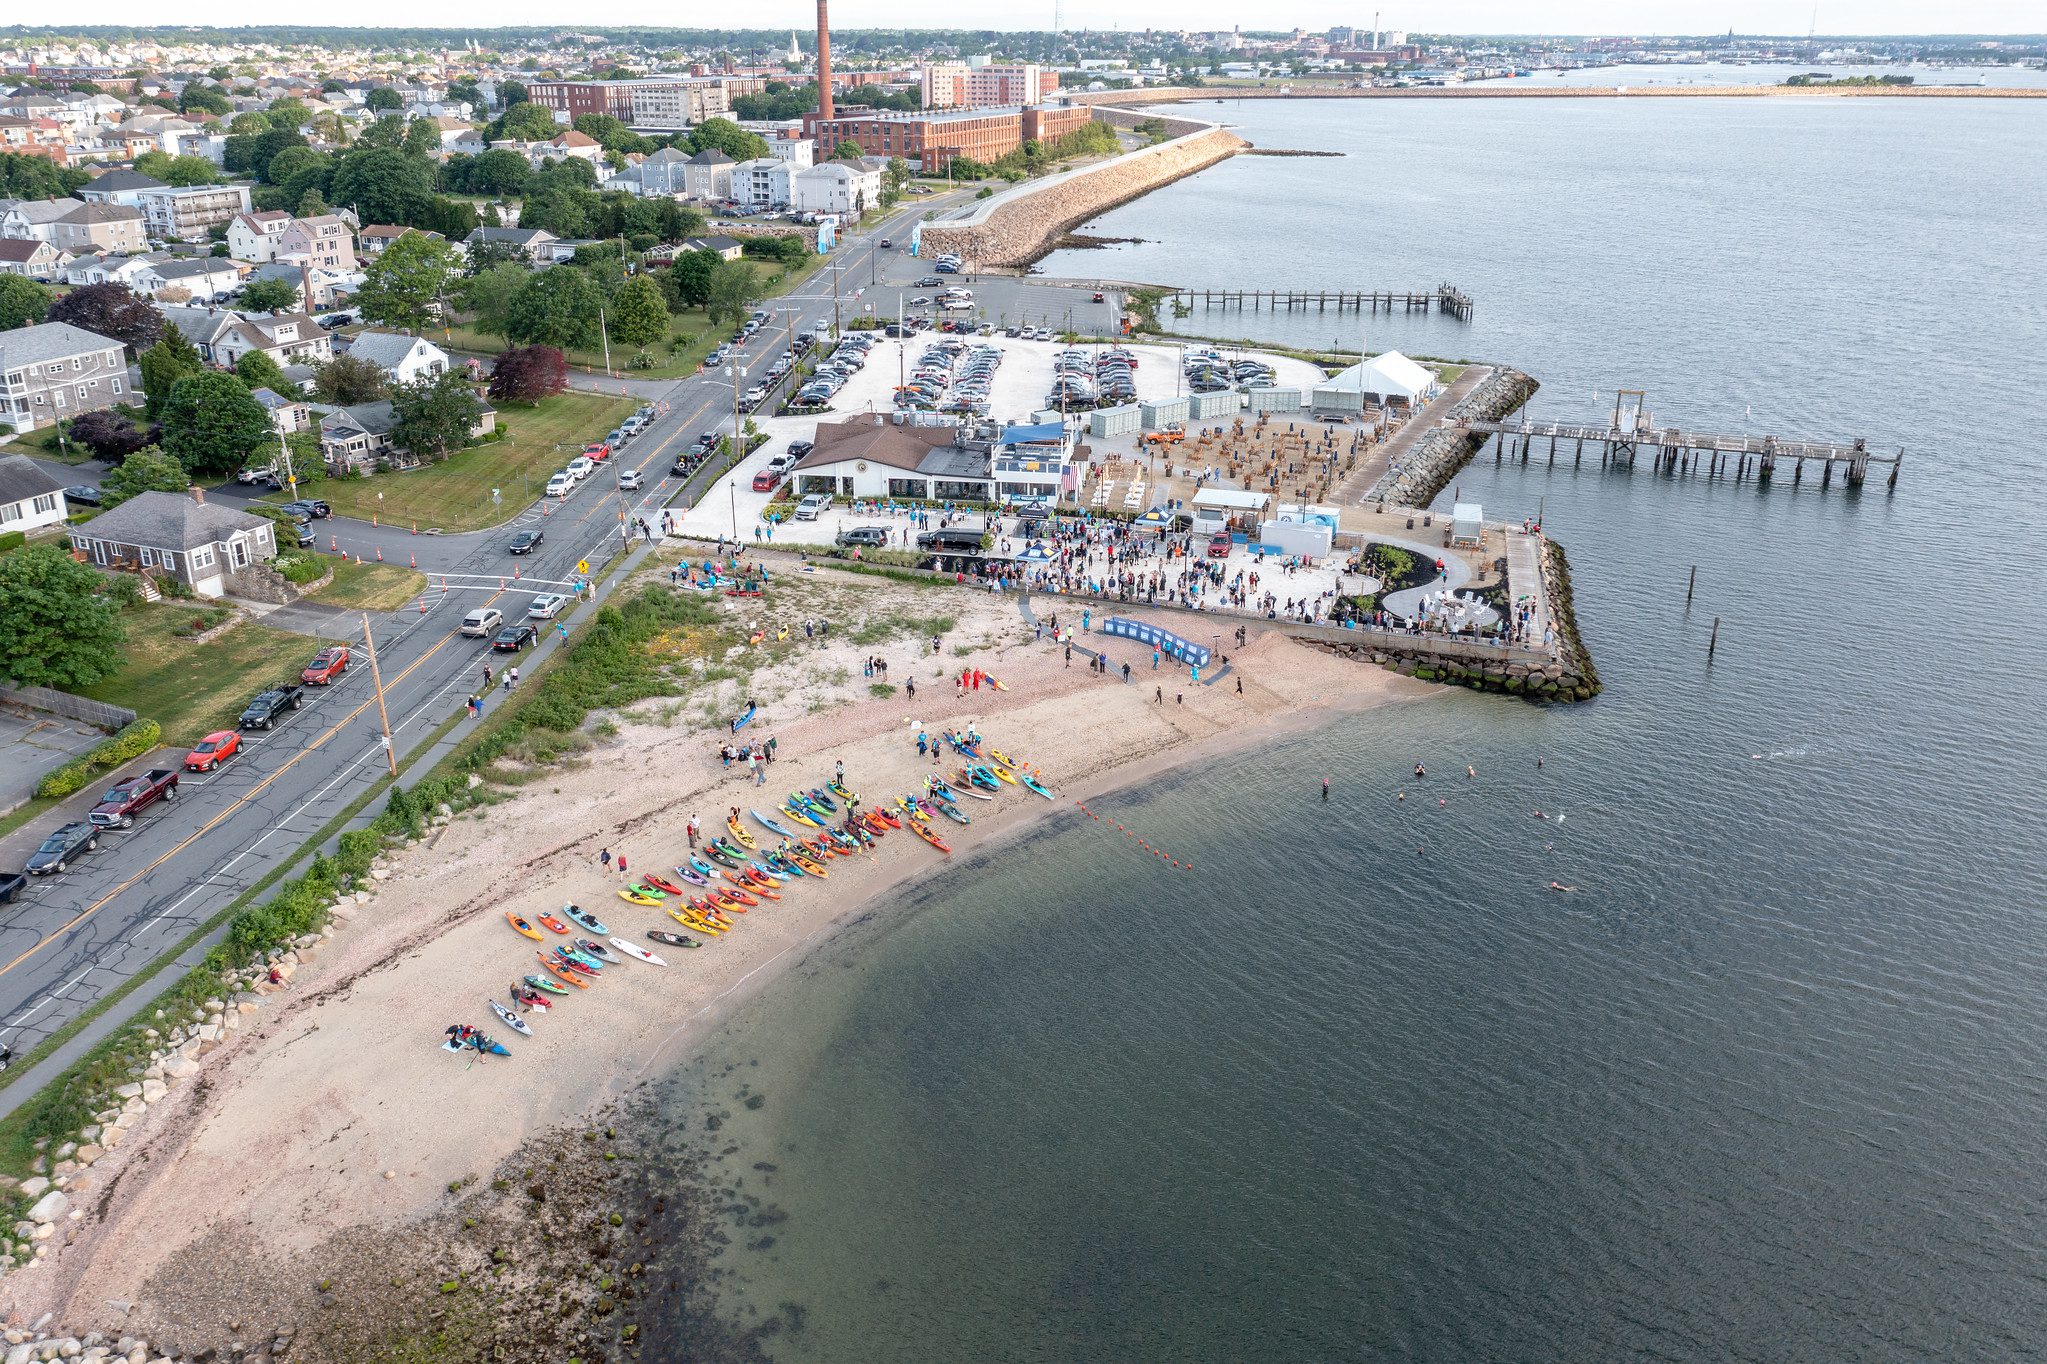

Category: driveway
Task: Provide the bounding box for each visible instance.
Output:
[0,703,107,815]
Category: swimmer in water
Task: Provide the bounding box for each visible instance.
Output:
[1466,765,1476,779]
[1549,881,1580,893]
[1533,809,1546,819]
[1438,798,1447,808]
[1397,791,1406,801]
[1414,763,1427,778]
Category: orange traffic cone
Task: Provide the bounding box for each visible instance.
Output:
[375,546,383,562]
[409,551,416,568]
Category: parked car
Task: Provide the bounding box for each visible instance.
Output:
[692,432,720,454]
[63,485,102,507]
[460,608,503,638]
[237,466,278,485]
[184,730,240,773]
[509,530,544,555]
[301,646,350,685]
[280,498,331,519]
[0,870,25,905]
[617,468,644,492]
[527,593,568,620]
[492,623,538,653]
[835,526,889,548]
[751,469,781,492]
[584,441,611,462]
[239,684,304,730]
[1208,531,1235,559]
[793,493,830,521]
[88,769,180,829]
[26,822,97,876]
[916,276,941,288]
[545,472,574,498]
[564,456,596,481]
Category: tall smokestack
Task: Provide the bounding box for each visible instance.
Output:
[816,0,834,122]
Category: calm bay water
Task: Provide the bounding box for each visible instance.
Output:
[653,98,2047,1361]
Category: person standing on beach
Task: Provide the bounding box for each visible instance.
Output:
[600,847,613,871]
[835,759,846,785]
[617,853,629,880]
[1155,685,1163,703]
[687,817,699,849]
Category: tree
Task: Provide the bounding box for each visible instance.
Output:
[229,111,272,135]
[231,128,309,182]
[460,262,530,344]
[158,372,273,478]
[463,148,531,197]
[0,274,51,330]
[366,86,403,112]
[48,283,161,353]
[329,147,435,226]
[263,145,331,201]
[69,409,154,461]
[706,258,765,328]
[607,274,669,348]
[403,118,441,159]
[178,83,232,116]
[491,102,559,143]
[835,139,865,162]
[665,250,718,310]
[0,152,87,201]
[487,345,568,405]
[507,267,601,350]
[356,116,408,151]
[310,353,390,405]
[234,349,291,393]
[238,278,301,314]
[101,447,192,508]
[138,153,222,186]
[296,188,332,217]
[138,331,204,418]
[354,230,461,334]
[266,98,312,132]
[389,372,482,462]
[685,118,771,162]
[0,545,126,691]
[518,185,594,240]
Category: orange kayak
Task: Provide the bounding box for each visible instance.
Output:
[871,807,903,829]
[506,911,543,941]
[536,951,589,988]
[716,885,759,908]
[538,914,571,935]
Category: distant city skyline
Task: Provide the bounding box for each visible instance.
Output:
[13,3,2045,37]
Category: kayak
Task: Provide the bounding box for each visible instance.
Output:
[977,763,1017,787]
[563,904,609,935]
[897,798,930,823]
[726,817,755,848]
[925,781,958,803]
[911,821,952,854]
[871,807,903,829]
[618,887,662,907]
[647,929,701,950]
[989,749,1022,770]
[1020,774,1056,800]
[781,800,820,827]
[687,856,718,878]
[960,767,1000,792]
[704,844,742,868]
[575,937,617,961]
[751,809,793,838]
[609,936,667,966]
[805,788,839,813]
[674,865,711,887]
[731,704,756,732]
[445,1032,511,1057]
[668,908,723,937]
[862,812,892,835]
[828,780,859,803]
[745,862,785,886]
[506,911,543,941]
[935,800,971,826]
[559,942,605,969]
[538,914,572,935]
[523,973,570,997]
[713,837,749,860]
[536,952,589,988]
[716,884,759,907]
[765,853,806,878]
[489,999,535,1037]
[553,949,601,977]
[645,873,688,897]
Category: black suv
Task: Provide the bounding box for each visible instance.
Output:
[26,822,98,876]
[280,499,332,519]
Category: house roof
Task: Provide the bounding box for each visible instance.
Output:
[0,321,119,368]
[248,386,304,411]
[0,240,51,263]
[82,168,167,192]
[360,224,412,240]
[237,209,291,228]
[798,416,959,475]
[74,491,269,552]
[684,235,740,252]
[466,226,552,246]
[551,130,598,148]
[641,146,689,166]
[58,200,144,225]
[343,330,439,371]
[686,148,734,166]
[0,453,64,507]
[4,198,85,224]
[320,400,398,437]
[150,257,233,279]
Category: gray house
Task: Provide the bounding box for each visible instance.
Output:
[67,489,278,598]
[0,321,131,433]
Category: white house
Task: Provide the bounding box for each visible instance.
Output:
[135,256,242,303]
[729,158,793,209]
[682,148,735,202]
[342,331,451,387]
[793,161,882,216]
[0,454,68,538]
[227,209,294,262]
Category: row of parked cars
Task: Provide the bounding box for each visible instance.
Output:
[544,403,660,499]
[896,340,1003,415]
[1184,349,1276,394]
[791,333,876,411]
[1047,347,1141,409]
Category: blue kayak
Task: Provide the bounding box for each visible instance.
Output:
[731,705,756,732]
[751,808,793,838]
[562,904,609,935]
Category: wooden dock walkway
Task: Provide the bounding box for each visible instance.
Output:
[1169,283,1473,320]
[1456,409,1902,490]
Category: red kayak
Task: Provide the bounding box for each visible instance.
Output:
[644,873,688,897]
[871,807,903,829]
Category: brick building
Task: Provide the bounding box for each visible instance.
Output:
[525,77,731,130]
[811,104,1093,170]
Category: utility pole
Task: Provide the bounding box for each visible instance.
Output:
[832,260,842,336]
[599,307,612,377]
[360,613,397,775]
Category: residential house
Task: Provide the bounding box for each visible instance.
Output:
[681,235,744,262]
[0,197,85,242]
[241,259,359,311]
[0,239,65,280]
[0,321,131,432]
[136,182,252,242]
[278,214,355,271]
[134,255,241,302]
[0,454,68,539]
[158,307,334,370]
[462,225,557,262]
[540,130,605,168]
[77,168,166,208]
[341,331,450,387]
[357,224,421,258]
[793,161,882,216]
[730,157,793,210]
[226,209,294,262]
[629,145,691,197]
[682,148,735,202]
[67,489,278,599]
[250,386,312,434]
[49,200,146,254]
[317,397,495,473]
[60,252,155,289]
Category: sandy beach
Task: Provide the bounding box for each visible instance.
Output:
[7,560,1424,1348]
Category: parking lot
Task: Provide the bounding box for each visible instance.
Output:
[0,705,110,815]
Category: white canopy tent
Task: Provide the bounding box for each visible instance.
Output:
[1451,502,1484,547]
[1319,350,1437,404]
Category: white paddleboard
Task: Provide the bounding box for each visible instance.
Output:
[608,936,667,966]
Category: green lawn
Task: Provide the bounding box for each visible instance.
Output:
[6,405,151,464]
[308,560,428,611]
[81,602,342,747]
[277,391,638,532]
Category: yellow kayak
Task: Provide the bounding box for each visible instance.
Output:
[782,801,820,828]
[990,749,1020,770]
[897,797,931,823]
[669,908,724,936]
[987,764,1019,786]
[726,818,755,848]
[618,888,662,907]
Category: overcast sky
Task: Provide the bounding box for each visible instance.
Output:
[52,1,2045,35]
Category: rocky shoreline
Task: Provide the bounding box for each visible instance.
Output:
[1368,366,1540,509]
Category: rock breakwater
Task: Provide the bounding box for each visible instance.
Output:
[1370,366,1539,509]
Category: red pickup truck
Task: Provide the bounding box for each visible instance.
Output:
[88,768,180,829]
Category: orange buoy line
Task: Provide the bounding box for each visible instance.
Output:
[1072,800,1193,871]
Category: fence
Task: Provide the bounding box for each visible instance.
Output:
[1,683,135,732]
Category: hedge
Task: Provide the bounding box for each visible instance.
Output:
[274,552,327,585]
[0,530,24,554]
[34,718,163,798]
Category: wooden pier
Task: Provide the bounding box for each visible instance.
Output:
[1169,282,1473,321]
[1453,392,1902,490]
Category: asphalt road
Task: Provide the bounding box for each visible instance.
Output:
[0,194,965,1076]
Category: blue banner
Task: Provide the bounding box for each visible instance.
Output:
[908,222,923,258]
[1100,618,1212,668]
